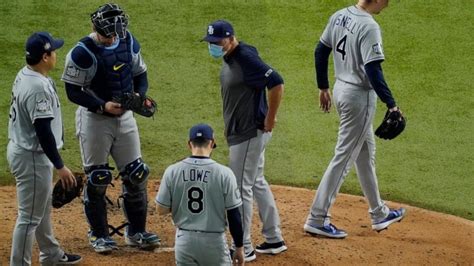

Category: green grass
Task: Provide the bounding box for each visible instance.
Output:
[0,0,472,220]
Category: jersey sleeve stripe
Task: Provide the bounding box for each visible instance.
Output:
[225,200,242,210]
[155,199,171,208]
[320,38,331,48]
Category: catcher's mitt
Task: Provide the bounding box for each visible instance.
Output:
[375,109,406,140]
[113,93,157,117]
[52,173,84,208]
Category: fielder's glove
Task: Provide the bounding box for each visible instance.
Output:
[113,93,157,117]
[52,173,84,208]
[375,109,406,140]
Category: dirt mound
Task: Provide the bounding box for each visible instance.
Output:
[1,183,472,265]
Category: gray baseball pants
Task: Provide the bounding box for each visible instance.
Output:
[75,107,141,170]
[229,130,283,253]
[306,80,389,228]
[7,141,65,266]
[174,229,231,265]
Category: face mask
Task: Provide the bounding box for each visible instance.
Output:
[208,43,226,58]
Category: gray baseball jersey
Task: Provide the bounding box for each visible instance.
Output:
[306,5,391,230]
[321,5,385,87]
[7,66,66,265]
[9,66,63,151]
[156,157,242,232]
[61,32,146,87]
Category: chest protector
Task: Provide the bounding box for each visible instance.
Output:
[80,32,134,101]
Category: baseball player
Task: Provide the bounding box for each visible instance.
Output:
[304,0,406,238]
[202,20,287,262]
[7,32,82,265]
[61,3,159,253]
[156,124,245,265]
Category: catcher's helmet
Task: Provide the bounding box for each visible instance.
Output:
[91,3,128,39]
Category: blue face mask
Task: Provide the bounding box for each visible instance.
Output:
[208,43,225,58]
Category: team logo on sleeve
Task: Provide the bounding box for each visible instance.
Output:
[264,69,274,77]
[372,43,383,55]
[66,65,80,78]
[36,99,51,112]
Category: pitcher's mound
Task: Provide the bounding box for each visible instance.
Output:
[1,183,472,265]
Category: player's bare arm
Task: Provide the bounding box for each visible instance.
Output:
[57,166,77,190]
[233,246,245,265]
[319,89,332,113]
[264,84,284,132]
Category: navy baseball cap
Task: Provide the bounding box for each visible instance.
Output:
[189,123,215,141]
[202,20,234,42]
[25,32,64,61]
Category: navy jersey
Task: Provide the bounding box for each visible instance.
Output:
[220,42,283,145]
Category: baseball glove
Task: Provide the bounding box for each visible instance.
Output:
[52,173,84,208]
[375,109,406,140]
[113,93,157,117]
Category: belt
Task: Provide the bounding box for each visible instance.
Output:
[178,228,224,234]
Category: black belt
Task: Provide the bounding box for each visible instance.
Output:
[178,228,224,234]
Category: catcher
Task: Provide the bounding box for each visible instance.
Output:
[61,3,160,254]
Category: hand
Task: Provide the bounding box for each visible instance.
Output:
[389,106,402,114]
[264,116,276,132]
[232,247,244,265]
[319,88,331,113]
[56,166,76,191]
[104,101,125,115]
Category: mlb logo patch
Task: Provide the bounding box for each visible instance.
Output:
[36,99,50,112]
[372,43,383,55]
[66,65,80,78]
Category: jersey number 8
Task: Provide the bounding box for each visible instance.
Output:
[187,187,204,214]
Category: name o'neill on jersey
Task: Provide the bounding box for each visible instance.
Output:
[181,168,210,183]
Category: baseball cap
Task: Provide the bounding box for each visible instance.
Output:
[25,32,64,61]
[189,123,217,148]
[189,123,215,141]
[202,20,234,42]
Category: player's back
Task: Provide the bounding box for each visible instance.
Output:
[163,157,238,233]
[321,6,384,88]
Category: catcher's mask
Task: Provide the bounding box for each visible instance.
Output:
[91,3,128,39]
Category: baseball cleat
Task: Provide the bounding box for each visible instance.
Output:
[372,208,406,232]
[89,236,113,254]
[125,231,161,250]
[54,253,82,265]
[230,249,257,262]
[304,223,348,239]
[244,250,257,262]
[104,236,119,250]
[255,241,288,254]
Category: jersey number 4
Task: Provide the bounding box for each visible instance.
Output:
[336,35,347,61]
[187,187,204,214]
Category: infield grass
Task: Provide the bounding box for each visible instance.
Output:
[0,0,472,220]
